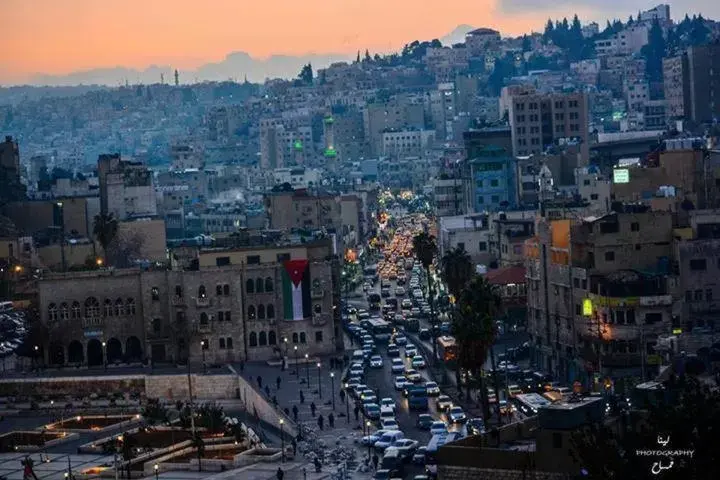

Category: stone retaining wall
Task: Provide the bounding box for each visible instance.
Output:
[145,374,238,400]
[0,375,145,397]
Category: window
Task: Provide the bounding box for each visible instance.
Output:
[457,242,465,251]
[48,303,58,322]
[223,284,230,296]
[316,331,324,343]
[247,255,261,265]
[630,222,640,232]
[216,285,223,296]
[226,337,233,349]
[686,290,692,302]
[477,196,484,204]
[153,319,161,333]
[314,304,322,314]
[219,338,226,349]
[198,285,206,298]
[60,303,69,320]
[645,313,662,324]
[104,299,113,317]
[690,259,707,271]
[246,279,255,294]
[604,251,615,262]
[218,311,225,322]
[552,432,562,449]
[126,298,136,315]
[479,241,488,251]
[175,285,183,298]
[202,339,209,350]
[590,194,599,200]
[151,287,160,301]
[256,278,264,293]
[575,304,582,315]
[277,253,291,262]
[200,313,209,325]
[267,304,275,319]
[491,195,500,203]
[300,332,307,344]
[84,297,100,317]
[694,290,703,301]
[215,256,230,267]
[259,331,267,346]
[225,311,231,322]
[258,304,266,319]
[265,277,274,292]
[249,332,258,347]
[248,305,256,320]
[269,331,277,345]
[292,332,299,344]
[114,299,124,316]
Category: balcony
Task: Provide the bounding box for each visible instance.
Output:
[195,322,212,333]
[82,317,103,328]
[171,296,186,307]
[312,313,330,326]
[311,288,325,299]
[195,297,211,308]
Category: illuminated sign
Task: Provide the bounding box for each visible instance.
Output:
[613,169,630,184]
[582,298,593,316]
[672,328,683,335]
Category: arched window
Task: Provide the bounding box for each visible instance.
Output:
[259,331,267,346]
[223,284,230,296]
[265,277,274,292]
[216,285,223,296]
[292,332,299,344]
[256,278,264,293]
[246,279,255,294]
[175,285,183,298]
[268,331,277,345]
[84,297,100,317]
[300,332,307,344]
[104,299,113,317]
[248,305,256,320]
[249,332,258,347]
[267,304,275,319]
[198,285,207,298]
[126,298,136,315]
[48,303,58,322]
[71,301,81,319]
[257,304,266,319]
[114,298,124,316]
[200,313,209,325]
[314,304,322,314]
[59,303,69,320]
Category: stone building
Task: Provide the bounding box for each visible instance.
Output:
[37,239,341,368]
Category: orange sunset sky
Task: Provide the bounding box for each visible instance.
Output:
[1,0,716,83]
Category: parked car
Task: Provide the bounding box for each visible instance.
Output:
[436,395,453,411]
[416,414,434,430]
[380,397,397,412]
[448,406,467,423]
[387,344,400,358]
[361,429,390,446]
[374,431,405,451]
[364,403,381,420]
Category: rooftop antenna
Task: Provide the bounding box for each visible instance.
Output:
[174,69,179,86]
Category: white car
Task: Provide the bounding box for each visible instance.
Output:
[394,335,408,346]
[394,375,407,390]
[390,358,405,373]
[380,418,400,431]
[380,397,397,412]
[370,355,384,368]
[360,429,389,446]
[424,381,440,396]
[436,395,453,411]
[411,356,426,369]
[405,346,417,358]
[392,439,420,458]
[448,406,467,423]
[401,299,413,309]
[430,421,448,436]
[349,365,364,377]
[395,286,406,296]
[405,369,422,383]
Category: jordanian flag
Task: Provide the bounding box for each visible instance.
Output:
[282,260,312,321]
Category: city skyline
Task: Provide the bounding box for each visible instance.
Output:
[2,0,719,85]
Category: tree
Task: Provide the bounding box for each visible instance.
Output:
[521,35,531,52]
[297,64,313,86]
[364,49,372,62]
[412,232,438,359]
[195,402,226,434]
[355,51,360,63]
[455,275,501,420]
[93,213,118,261]
[440,247,473,300]
[142,398,170,426]
[543,19,555,44]
[642,19,666,82]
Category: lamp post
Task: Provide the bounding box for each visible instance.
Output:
[317,362,322,398]
[344,383,350,423]
[279,419,285,462]
[330,372,335,410]
[154,464,159,480]
[56,201,67,272]
[294,346,299,378]
[366,421,372,458]
[200,340,207,374]
[305,354,310,384]
[33,345,39,371]
[102,342,107,371]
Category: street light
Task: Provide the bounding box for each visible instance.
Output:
[330,372,335,410]
[279,419,285,462]
[154,464,159,480]
[305,354,310,384]
[200,340,207,374]
[102,342,107,371]
[317,362,322,398]
[294,346,299,378]
[366,421,372,458]
[344,383,350,424]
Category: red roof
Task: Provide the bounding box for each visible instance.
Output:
[485,266,526,285]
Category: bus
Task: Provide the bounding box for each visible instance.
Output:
[425,433,462,471]
[405,384,428,410]
[367,318,393,343]
[367,293,381,311]
[436,336,458,363]
[511,393,552,417]
[363,264,378,277]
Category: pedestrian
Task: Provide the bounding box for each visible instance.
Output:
[292,438,297,456]
[339,389,345,403]
[272,395,278,408]
[350,336,354,346]
[281,358,286,371]
[372,453,379,470]
[257,375,263,389]
[328,412,334,428]
[276,466,284,480]
[303,466,307,480]
[284,407,290,417]
[292,405,299,422]
[299,390,305,404]
[265,385,271,397]
[317,414,324,430]
[310,401,316,417]
[276,376,281,390]
[239,360,245,373]
[353,405,359,421]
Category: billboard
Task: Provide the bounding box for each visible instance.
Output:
[613,169,630,184]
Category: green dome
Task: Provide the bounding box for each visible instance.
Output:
[324,116,335,125]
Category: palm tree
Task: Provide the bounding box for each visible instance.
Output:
[93,212,118,260]
[455,275,501,421]
[192,433,205,472]
[440,247,474,300]
[412,232,438,359]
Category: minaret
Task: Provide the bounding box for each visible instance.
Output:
[174,69,179,86]
[323,115,336,159]
[160,73,164,85]
[293,140,304,166]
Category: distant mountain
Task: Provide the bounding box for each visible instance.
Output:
[440,24,476,46]
[26,51,354,87]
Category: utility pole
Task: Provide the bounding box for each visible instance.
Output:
[187,364,196,436]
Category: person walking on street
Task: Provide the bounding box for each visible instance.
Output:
[353,404,359,421]
[310,401,316,417]
[257,375,263,389]
[239,361,245,373]
[272,395,278,408]
[292,438,297,456]
[317,414,324,430]
[328,412,334,428]
[265,385,271,397]
[276,467,284,480]
[299,390,305,404]
[339,389,345,404]
[372,453,379,470]
[276,376,281,390]
[292,405,299,422]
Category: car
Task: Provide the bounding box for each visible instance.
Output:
[362,347,374,359]
[401,299,413,309]
[448,406,467,423]
[394,376,407,390]
[361,391,378,404]
[466,418,485,436]
[372,469,393,480]
[405,369,422,383]
[363,282,371,292]
[380,397,396,412]
[411,355,426,369]
[374,431,406,451]
[405,345,417,358]
[416,414,434,430]
[370,355,384,368]
[380,418,400,431]
[392,438,419,458]
[424,381,440,396]
[350,383,368,398]
[396,274,406,285]
[394,334,407,346]
[391,358,405,373]
[345,379,361,393]
[418,328,431,341]
[349,365,364,378]
[395,286,406,296]
[387,345,400,358]
[436,395,453,411]
[361,429,390,446]
[412,446,428,465]
[499,400,515,415]
[430,421,448,436]
[364,403,381,420]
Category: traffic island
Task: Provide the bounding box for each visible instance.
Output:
[0,430,78,452]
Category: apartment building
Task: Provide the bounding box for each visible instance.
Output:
[265,190,342,232]
[663,56,685,120]
[381,129,435,157]
[438,214,493,267]
[37,238,341,367]
[259,118,313,169]
[97,154,157,220]
[364,101,425,156]
[433,177,468,217]
[682,43,720,124]
[508,92,589,160]
[465,28,502,57]
[469,145,517,213]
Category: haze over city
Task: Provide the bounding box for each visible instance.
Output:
[2,0,719,85]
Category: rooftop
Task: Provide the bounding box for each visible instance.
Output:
[485,266,526,286]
